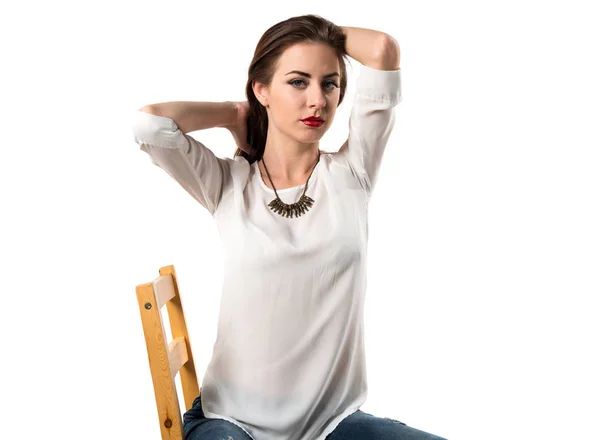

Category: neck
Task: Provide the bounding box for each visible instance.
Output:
[259,143,321,181]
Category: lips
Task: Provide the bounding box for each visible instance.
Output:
[302,116,324,127]
[302,119,324,127]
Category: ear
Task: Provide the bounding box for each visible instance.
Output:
[252,80,269,107]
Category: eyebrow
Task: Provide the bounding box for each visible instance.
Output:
[285,70,340,79]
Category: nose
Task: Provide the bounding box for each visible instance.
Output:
[308,85,327,110]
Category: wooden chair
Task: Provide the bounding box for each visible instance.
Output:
[136,264,201,440]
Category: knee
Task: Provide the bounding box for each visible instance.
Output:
[384,416,407,425]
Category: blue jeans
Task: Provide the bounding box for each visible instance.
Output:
[183,394,448,440]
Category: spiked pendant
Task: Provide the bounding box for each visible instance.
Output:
[260,152,320,219]
[268,194,315,218]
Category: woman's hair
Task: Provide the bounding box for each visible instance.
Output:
[234,14,350,163]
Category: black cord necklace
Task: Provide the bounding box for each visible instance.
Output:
[260,152,321,218]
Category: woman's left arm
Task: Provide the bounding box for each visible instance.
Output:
[336,26,402,200]
[340,26,400,70]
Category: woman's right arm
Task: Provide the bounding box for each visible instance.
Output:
[139,101,238,134]
[132,103,239,216]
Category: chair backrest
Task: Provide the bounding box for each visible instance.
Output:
[136,264,200,440]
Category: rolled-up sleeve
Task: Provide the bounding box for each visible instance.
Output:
[339,64,402,199]
[131,110,227,216]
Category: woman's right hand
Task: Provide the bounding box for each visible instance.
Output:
[227,101,252,155]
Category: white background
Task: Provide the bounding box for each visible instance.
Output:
[2,1,598,439]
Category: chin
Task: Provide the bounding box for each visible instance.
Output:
[301,125,328,136]
[299,133,325,144]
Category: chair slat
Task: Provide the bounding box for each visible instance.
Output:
[168,337,189,380]
[154,273,176,309]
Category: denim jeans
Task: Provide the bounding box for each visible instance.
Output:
[183,394,448,440]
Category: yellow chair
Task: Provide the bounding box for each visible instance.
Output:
[136,264,201,440]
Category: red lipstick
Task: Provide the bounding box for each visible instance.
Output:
[302,116,324,127]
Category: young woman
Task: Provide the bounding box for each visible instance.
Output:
[132,13,447,440]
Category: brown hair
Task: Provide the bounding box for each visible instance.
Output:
[234,14,350,164]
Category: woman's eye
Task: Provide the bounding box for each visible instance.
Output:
[289,79,339,89]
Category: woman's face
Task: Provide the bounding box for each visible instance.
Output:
[253,42,342,145]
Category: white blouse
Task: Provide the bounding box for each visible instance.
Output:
[131,63,402,440]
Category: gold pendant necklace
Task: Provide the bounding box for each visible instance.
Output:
[261,152,320,218]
